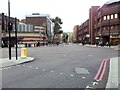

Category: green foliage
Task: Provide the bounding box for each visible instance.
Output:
[52,17,63,35]
[62,32,68,43]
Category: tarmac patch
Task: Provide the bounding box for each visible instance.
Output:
[75,67,90,74]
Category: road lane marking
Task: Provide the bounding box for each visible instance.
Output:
[29,66,32,68]
[88,55,93,56]
[94,59,106,80]
[51,71,54,72]
[99,59,109,80]
[35,67,38,70]
[94,58,110,81]
[92,82,98,86]
[17,65,21,67]
[7,67,11,69]
[43,69,46,71]
[60,72,63,75]
[82,77,85,79]
[70,74,74,77]
[86,86,93,89]
[23,65,25,66]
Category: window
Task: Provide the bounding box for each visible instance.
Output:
[107,15,110,20]
[115,14,118,18]
[19,25,21,31]
[103,16,107,20]
[23,25,25,32]
[103,27,106,30]
[111,26,114,29]
[111,15,113,19]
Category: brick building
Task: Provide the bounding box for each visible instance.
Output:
[75,0,120,45]
[73,25,79,43]
[26,13,52,44]
[95,0,120,45]
[77,19,89,44]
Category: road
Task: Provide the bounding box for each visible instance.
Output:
[1,44,118,88]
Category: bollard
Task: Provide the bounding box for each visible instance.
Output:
[21,48,27,58]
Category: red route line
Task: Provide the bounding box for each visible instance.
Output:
[94,59,106,80]
[99,59,109,80]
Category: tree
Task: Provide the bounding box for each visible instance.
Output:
[62,32,68,43]
[52,17,63,43]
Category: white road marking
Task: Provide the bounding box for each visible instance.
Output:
[0,69,2,70]
[60,72,63,75]
[17,65,20,66]
[88,55,93,56]
[29,66,32,68]
[92,82,98,86]
[63,54,66,57]
[35,67,38,70]
[96,80,99,82]
[70,74,74,77]
[82,77,85,79]
[86,86,93,89]
[8,67,11,69]
[4,68,8,70]
[23,65,25,66]
[43,69,46,71]
[51,71,54,72]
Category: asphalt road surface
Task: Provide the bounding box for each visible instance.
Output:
[1,44,118,89]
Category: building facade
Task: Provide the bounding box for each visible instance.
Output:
[95,1,120,45]
[26,13,52,44]
[89,6,100,44]
[73,25,79,43]
[75,0,120,45]
[77,19,89,44]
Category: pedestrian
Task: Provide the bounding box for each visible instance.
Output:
[106,42,109,47]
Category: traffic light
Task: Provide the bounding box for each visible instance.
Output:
[8,21,13,30]
[2,13,5,30]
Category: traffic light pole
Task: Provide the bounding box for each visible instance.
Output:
[15,18,18,60]
[8,0,11,60]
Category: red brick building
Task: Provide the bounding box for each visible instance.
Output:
[75,0,120,45]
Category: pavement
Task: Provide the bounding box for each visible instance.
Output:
[0,57,35,68]
[106,57,120,89]
[82,44,119,50]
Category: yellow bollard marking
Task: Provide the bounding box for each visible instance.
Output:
[21,48,27,58]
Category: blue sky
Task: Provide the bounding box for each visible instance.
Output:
[0,0,109,32]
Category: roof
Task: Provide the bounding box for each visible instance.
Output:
[105,0,120,4]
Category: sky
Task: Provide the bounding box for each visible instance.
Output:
[0,0,109,32]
